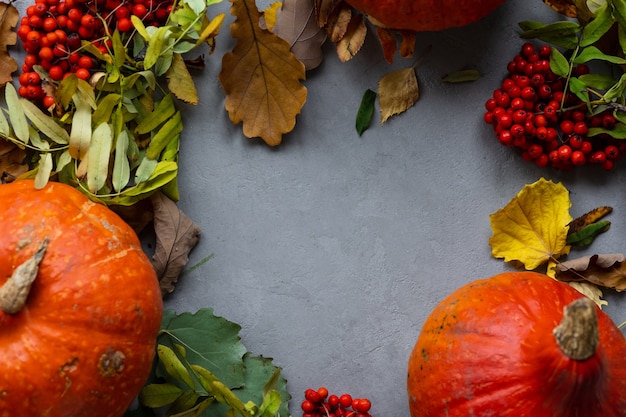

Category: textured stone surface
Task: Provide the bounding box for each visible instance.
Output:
[164,2,626,415]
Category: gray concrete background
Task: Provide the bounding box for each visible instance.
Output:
[12,0,626,415]
[167,1,626,415]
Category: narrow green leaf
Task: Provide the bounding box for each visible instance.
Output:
[5,83,29,143]
[519,20,581,49]
[111,161,177,205]
[139,383,183,408]
[619,24,626,56]
[157,345,196,389]
[131,15,150,40]
[135,156,158,183]
[611,0,626,30]
[112,30,126,68]
[573,45,626,65]
[550,48,571,78]
[56,149,72,173]
[192,366,251,417]
[146,111,183,159]
[144,26,171,70]
[28,125,50,150]
[257,390,282,417]
[76,79,97,109]
[356,89,376,136]
[135,94,176,134]
[87,123,113,193]
[441,69,481,83]
[34,153,53,189]
[70,93,92,159]
[167,392,207,415]
[0,109,10,136]
[93,93,123,125]
[112,130,131,192]
[20,98,70,144]
[566,220,611,246]
[580,3,614,46]
[57,74,79,108]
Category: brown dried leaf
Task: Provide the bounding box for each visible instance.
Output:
[151,192,202,294]
[315,0,336,27]
[326,2,351,42]
[543,0,578,18]
[555,254,626,291]
[274,0,328,70]
[0,140,28,182]
[376,27,397,64]
[336,14,366,62]
[568,206,613,234]
[0,2,19,87]
[378,67,419,123]
[398,30,416,59]
[219,0,307,146]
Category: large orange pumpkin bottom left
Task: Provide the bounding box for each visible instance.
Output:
[0,180,163,417]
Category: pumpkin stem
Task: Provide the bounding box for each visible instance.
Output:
[0,238,49,314]
[553,297,599,361]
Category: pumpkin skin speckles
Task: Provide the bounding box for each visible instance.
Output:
[0,180,163,417]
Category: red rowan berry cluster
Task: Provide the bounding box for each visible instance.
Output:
[484,42,625,171]
[16,0,174,106]
[301,388,372,417]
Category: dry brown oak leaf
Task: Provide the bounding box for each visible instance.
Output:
[0,2,19,87]
[220,0,307,146]
[555,254,626,292]
[151,191,202,294]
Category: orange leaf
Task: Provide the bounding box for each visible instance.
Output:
[0,2,19,87]
[219,0,307,146]
[375,27,397,64]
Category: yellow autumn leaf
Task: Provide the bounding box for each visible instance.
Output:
[219,0,307,146]
[378,67,419,123]
[166,53,199,105]
[263,2,282,31]
[489,178,572,270]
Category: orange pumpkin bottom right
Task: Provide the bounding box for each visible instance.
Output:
[407,271,626,417]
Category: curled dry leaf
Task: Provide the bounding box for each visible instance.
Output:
[273,0,328,70]
[555,254,626,291]
[151,192,202,294]
[375,27,397,63]
[326,2,352,42]
[0,2,18,87]
[378,67,419,123]
[568,281,608,308]
[569,206,613,234]
[0,140,28,182]
[543,0,578,18]
[219,0,307,146]
[315,0,336,27]
[336,13,367,62]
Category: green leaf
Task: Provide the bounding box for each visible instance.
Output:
[611,0,626,30]
[566,220,611,246]
[157,345,196,389]
[578,73,618,90]
[70,93,93,159]
[159,309,248,390]
[580,3,614,46]
[569,76,591,104]
[87,122,113,193]
[589,122,626,138]
[519,20,581,49]
[356,89,376,136]
[93,94,122,125]
[603,72,626,101]
[34,153,53,189]
[20,98,70,144]
[146,111,183,160]
[550,48,571,78]
[441,69,481,83]
[166,391,206,415]
[0,108,9,136]
[192,366,252,417]
[112,30,126,68]
[139,383,184,408]
[144,26,171,70]
[135,94,176,134]
[112,130,131,192]
[573,45,626,65]
[110,160,177,205]
[135,156,158,183]
[5,83,29,143]
[131,15,150,40]
[57,74,79,108]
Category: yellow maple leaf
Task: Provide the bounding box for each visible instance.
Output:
[489,178,572,271]
[219,0,307,146]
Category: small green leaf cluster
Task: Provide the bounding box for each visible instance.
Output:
[1,0,223,205]
[520,1,626,140]
[128,309,291,417]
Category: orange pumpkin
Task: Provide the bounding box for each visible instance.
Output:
[344,0,507,31]
[0,180,163,417]
[407,271,626,417]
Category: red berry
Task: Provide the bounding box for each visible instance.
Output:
[573,121,588,136]
[317,387,329,400]
[339,394,352,409]
[117,17,133,32]
[301,400,316,413]
[558,145,572,161]
[571,150,585,166]
[353,399,371,413]
[48,65,64,81]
